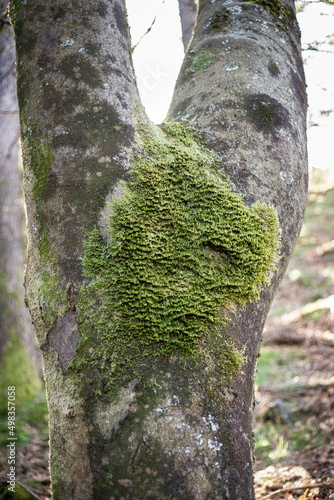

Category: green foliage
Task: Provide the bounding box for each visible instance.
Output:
[0,389,48,448]
[256,346,305,387]
[2,484,32,499]
[254,424,290,465]
[74,123,280,395]
[254,412,330,465]
[0,331,42,412]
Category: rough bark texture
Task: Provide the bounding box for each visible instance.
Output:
[167,0,308,494]
[0,1,41,406]
[178,0,198,51]
[10,0,307,498]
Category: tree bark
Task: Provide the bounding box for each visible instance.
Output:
[0,1,41,406]
[9,0,307,498]
[178,0,198,51]
[167,0,308,494]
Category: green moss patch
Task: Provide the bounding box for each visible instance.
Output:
[24,122,54,200]
[185,51,216,77]
[73,123,280,396]
[37,231,68,328]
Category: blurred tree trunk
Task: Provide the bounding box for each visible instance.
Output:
[9,0,307,498]
[0,2,41,407]
[178,0,197,50]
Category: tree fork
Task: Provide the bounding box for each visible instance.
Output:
[10,0,307,498]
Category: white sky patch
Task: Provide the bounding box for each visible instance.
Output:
[126,0,334,171]
[297,0,334,171]
[126,0,184,123]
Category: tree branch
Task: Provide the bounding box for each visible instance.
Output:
[261,481,334,499]
[178,0,197,51]
[131,0,166,53]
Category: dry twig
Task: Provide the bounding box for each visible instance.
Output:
[0,475,44,500]
[261,480,334,499]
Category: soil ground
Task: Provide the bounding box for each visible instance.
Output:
[0,169,333,499]
[254,169,334,499]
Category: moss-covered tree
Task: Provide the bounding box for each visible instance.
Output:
[0,1,41,411]
[9,0,307,498]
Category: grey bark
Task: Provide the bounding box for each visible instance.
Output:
[9,0,307,498]
[0,2,41,392]
[178,0,198,51]
[167,0,308,493]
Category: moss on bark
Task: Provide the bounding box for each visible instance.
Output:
[185,51,216,77]
[71,122,280,399]
[37,231,68,328]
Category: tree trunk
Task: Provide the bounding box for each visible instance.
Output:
[166,1,308,493]
[9,0,307,498]
[0,1,41,407]
[178,0,198,51]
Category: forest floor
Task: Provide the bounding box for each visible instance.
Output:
[0,169,333,500]
[254,168,334,499]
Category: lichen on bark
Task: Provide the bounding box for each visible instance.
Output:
[242,0,295,32]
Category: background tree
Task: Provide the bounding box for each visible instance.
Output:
[178,0,197,50]
[0,1,41,411]
[9,0,308,498]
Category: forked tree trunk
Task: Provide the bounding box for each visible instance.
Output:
[10,0,307,498]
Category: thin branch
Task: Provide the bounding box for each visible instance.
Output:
[307,239,334,258]
[308,187,334,201]
[305,48,334,54]
[0,476,44,500]
[261,481,334,499]
[131,0,166,53]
